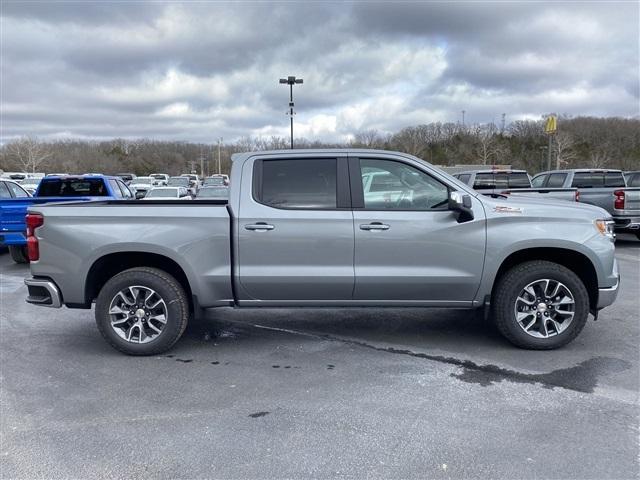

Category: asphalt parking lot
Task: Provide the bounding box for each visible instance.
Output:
[1,236,638,479]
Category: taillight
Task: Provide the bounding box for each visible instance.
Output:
[574,190,580,202]
[614,190,625,210]
[25,213,44,261]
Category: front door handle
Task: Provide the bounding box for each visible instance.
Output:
[245,223,275,231]
[360,222,390,231]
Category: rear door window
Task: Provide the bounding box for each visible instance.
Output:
[256,158,337,209]
[546,173,567,188]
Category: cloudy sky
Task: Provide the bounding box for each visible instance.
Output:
[1,1,638,143]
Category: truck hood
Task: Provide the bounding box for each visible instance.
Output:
[481,194,611,220]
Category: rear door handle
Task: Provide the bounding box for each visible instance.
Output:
[245,223,275,231]
[360,222,390,231]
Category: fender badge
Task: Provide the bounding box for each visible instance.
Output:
[494,206,523,214]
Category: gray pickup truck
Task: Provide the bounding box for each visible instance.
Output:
[453,169,578,202]
[531,169,640,237]
[24,149,619,355]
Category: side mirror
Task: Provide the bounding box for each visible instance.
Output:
[448,191,474,223]
[135,191,145,199]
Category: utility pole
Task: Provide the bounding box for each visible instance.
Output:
[539,146,548,172]
[199,145,204,178]
[217,137,222,174]
[279,76,303,149]
[501,113,506,134]
[461,110,466,127]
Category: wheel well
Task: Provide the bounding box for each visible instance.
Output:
[493,248,599,310]
[85,252,193,311]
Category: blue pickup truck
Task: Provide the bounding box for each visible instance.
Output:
[1,175,133,263]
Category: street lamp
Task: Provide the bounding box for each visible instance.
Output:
[279,76,303,149]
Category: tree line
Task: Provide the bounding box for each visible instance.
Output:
[1,116,638,176]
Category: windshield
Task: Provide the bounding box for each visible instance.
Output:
[150,174,166,179]
[198,187,229,198]
[168,177,189,186]
[204,177,225,186]
[146,188,177,198]
[38,178,109,197]
[21,178,41,186]
[626,172,640,187]
[134,177,153,185]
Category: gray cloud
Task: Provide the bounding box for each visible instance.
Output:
[1,1,637,143]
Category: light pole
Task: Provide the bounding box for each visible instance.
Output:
[217,137,222,174]
[279,76,303,149]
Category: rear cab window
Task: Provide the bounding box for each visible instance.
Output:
[37,178,110,197]
[571,172,603,188]
[604,172,625,187]
[473,172,530,190]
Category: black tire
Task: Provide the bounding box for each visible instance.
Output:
[492,260,590,350]
[95,267,189,355]
[9,245,29,264]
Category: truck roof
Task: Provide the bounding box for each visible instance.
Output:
[40,174,119,181]
[455,169,528,175]
[231,148,423,162]
[535,168,623,175]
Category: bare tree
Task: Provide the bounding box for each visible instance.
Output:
[6,136,52,173]
[473,123,505,165]
[554,131,578,169]
[351,129,384,149]
[589,148,610,168]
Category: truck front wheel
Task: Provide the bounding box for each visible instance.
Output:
[492,260,590,349]
[9,245,29,264]
[95,267,189,355]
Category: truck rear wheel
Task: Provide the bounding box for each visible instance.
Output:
[9,245,29,264]
[492,260,589,350]
[95,267,189,355]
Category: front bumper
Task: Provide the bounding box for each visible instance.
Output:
[24,277,62,308]
[597,275,620,309]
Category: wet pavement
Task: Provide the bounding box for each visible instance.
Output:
[1,235,639,478]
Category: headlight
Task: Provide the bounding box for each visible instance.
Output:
[595,219,615,239]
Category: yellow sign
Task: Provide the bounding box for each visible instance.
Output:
[544,115,557,134]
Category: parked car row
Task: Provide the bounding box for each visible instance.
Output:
[453,168,640,238]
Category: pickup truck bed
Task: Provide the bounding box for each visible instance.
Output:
[28,200,233,309]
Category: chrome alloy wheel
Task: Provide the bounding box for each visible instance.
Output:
[514,279,575,338]
[108,286,167,344]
